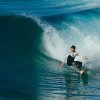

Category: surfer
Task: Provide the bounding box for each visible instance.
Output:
[61,45,88,74]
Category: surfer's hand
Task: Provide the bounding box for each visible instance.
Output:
[61,62,64,68]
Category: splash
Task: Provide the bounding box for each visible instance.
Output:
[32,16,67,61]
[21,11,100,71]
[32,15,100,65]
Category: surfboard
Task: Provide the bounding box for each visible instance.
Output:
[79,69,85,75]
[67,65,85,75]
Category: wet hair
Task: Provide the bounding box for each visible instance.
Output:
[71,45,76,49]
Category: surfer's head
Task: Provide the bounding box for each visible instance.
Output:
[71,45,76,52]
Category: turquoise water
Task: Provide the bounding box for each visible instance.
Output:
[0,0,100,100]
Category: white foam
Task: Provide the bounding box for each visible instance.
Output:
[24,16,100,70]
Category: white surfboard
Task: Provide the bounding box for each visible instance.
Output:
[79,69,85,75]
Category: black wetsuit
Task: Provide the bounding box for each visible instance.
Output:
[67,55,82,71]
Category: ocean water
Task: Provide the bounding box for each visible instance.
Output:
[0,0,100,100]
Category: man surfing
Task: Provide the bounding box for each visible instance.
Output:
[61,45,88,74]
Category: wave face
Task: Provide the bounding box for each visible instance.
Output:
[0,0,100,100]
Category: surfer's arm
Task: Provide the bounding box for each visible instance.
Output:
[61,56,68,67]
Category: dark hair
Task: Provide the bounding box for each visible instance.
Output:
[71,45,76,49]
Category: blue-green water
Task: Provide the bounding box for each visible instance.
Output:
[0,0,100,100]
